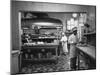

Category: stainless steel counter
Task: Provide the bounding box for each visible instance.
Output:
[77,45,96,59]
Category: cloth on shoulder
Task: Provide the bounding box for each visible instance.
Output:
[68,34,78,44]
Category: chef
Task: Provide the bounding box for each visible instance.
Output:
[68,27,78,70]
[60,32,68,55]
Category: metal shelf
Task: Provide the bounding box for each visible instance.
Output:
[83,32,96,35]
[22,57,57,61]
[32,37,58,39]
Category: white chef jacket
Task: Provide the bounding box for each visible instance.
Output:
[68,34,77,44]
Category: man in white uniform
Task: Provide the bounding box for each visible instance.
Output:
[68,27,78,70]
[60,32,68,55]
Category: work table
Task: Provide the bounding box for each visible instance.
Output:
[77,45,96,60]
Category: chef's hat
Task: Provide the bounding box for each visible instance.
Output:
[62,32,65,35]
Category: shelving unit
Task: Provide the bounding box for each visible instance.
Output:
[83,31,96,35]
[83,31,96,47]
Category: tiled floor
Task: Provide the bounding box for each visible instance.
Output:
[20,54,70,74]
[20,54,89,74]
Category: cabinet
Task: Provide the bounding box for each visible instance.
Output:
[11,51,19,74]
[77,46,96,70]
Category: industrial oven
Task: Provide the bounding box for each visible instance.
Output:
[19,13,63,69]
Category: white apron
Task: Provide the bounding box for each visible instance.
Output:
[68,34,78,58]
[70,44,77,58]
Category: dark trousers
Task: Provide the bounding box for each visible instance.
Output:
[70,57,77,70]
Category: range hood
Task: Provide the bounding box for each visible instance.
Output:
[21,18,63,27]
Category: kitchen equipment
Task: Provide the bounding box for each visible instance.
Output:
[25,53,28,59]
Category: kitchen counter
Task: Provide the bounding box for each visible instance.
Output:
[77,45,96,59]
